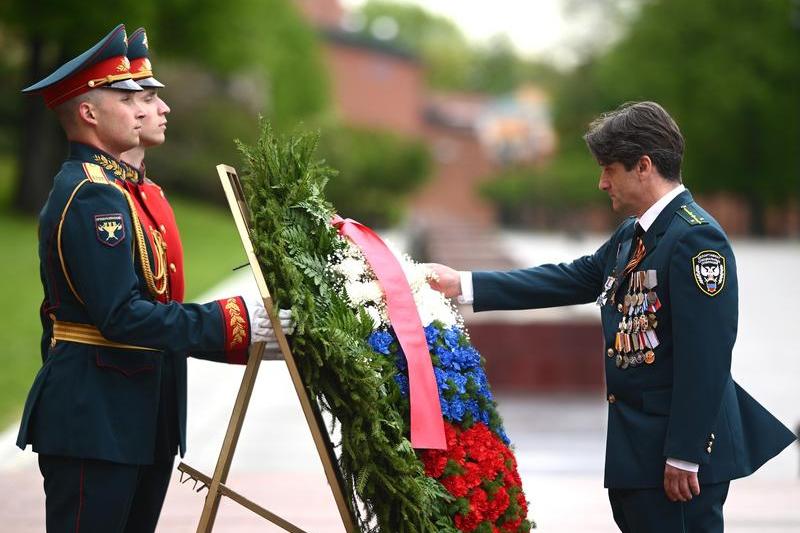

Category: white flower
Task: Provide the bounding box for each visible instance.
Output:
[413,285,458,327]
[345,280,385,306]
[364,305,385,329]
[336,256,367,282]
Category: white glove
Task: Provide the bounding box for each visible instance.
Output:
[260,310,296,360]
[245,297,296,344]
[246,296,271,344]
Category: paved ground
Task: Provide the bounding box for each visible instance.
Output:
[1,235,798,532]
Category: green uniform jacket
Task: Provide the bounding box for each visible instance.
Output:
[17,142,251,465]
[473,189,796,488]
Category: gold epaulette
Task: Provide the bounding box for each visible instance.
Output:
[81,162,111,184]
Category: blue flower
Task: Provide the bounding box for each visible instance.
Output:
[465,399,480,419]
[424,325,440,347]
[368,330,394,355]
[455,345,481,370]
[394,373,409,396]
[443,327,461,350]
[448,399,466,422]
[439,396,450,418]
[395,353,408,372]
[496,427,511,445]
[434,345,454,368]
[433,367,448,391]
[446,370,467,395]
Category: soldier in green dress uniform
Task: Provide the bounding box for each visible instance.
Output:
[16,24,285,532]
[428,101,796,532]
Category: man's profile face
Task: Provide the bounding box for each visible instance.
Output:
[91,89,143,154]
[133,88,170,148]
[597,161,641,216]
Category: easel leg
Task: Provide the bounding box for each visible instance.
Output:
[196,342,266,532]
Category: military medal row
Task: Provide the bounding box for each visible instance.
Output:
[608,270,662,370]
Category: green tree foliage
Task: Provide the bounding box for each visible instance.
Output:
[317,125,431,227]
[592,0,800,213]
[355,0,560,94]
[482,0,800,232]
[153,0,328,129]
[357,0,473,89]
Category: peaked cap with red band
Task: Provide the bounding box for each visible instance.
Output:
[22,24,142,109]
[127,28,164,88]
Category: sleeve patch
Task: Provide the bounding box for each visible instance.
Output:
[692,250,726,296]
[95,213,126,246]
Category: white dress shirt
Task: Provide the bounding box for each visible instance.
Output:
[457,183,698,473]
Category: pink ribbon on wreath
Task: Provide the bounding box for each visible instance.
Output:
[332,215,446,450]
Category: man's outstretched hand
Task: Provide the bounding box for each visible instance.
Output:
[425,263,462,298]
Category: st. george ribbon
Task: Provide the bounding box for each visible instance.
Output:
[332,215,446,450]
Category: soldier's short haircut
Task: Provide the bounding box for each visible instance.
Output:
[584,101,684,182]
[54,91,100,133]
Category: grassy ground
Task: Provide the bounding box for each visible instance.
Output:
[0,159,245,426]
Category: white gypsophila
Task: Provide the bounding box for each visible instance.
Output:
[413,284,459,327]
[402,258,431,293]
[333,234,463,331]
[336,256,367,283]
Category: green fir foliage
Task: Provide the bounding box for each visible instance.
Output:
[236,121,458,532]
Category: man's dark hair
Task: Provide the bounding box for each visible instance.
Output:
[584,101,684,182]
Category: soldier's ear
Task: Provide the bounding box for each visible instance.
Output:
[78,100,98,125]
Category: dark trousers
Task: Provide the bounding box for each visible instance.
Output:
[38,454,174,533]
[608,482,729,533]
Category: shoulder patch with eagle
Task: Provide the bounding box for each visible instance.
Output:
[692,250,726,296]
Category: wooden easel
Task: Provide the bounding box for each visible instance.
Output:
[177,164,359,533]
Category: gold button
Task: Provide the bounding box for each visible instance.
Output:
[159,224,166,233]
[169,263,177,273]
[706,446,712,453]
[48,313,56,321]
[607,394,616,404]
[141,191,148,201]
[617,303,623,312]
[607,348,615,357]
[50,337,56,348]
[710,433,715,440]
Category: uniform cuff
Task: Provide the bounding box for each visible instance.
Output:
[456,271,474,305]
[666,457,699,472]
[217,296,250,364]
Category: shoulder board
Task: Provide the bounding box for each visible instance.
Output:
[81,162,111,184]
[676,203,708,226]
